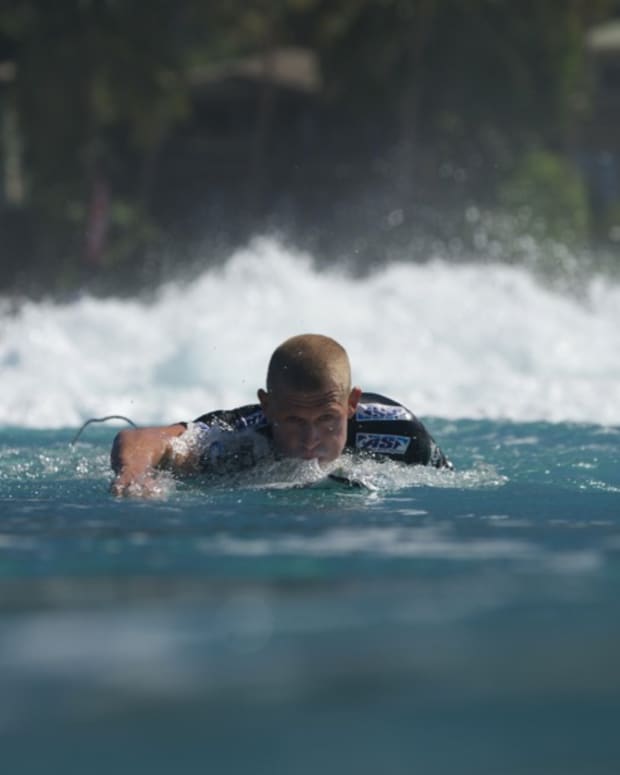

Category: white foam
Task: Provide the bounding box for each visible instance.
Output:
[1,237,619,427]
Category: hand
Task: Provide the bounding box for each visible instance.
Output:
[110,470,169,498]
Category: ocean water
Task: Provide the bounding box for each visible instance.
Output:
[1,238,620,774]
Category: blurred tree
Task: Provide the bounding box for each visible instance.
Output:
[0,0,618,294]
[302,0,615,189]
[0,0,194,288]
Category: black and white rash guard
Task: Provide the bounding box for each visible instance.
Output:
[180,392,452,474]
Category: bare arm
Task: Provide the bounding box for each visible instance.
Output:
[110,423,192,496]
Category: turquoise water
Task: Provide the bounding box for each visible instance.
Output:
[1,419,619,774]
[1,244,619,772]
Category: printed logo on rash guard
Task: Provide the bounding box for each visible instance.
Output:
[356,403,412,422]
[238,409,267,429]
[355,433,411,454]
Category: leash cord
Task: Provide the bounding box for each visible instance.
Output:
[71,415,137,445]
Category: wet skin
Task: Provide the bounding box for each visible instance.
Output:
[258,385,362,464]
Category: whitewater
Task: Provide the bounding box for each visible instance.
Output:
[1,236,619,429]
[2,237,620,775]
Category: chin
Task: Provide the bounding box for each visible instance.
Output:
[294,450,327,463]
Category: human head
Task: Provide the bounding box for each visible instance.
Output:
[258,334,361,463]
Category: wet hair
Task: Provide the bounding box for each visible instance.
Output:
[266,334,351,396]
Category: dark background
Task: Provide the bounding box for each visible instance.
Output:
[1,0,620,298]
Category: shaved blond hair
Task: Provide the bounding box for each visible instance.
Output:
[266,334,351,396]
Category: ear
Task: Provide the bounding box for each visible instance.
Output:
[257,388,269,414]
[347,386,362,418]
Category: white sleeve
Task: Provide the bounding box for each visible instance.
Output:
[169,421,214,462]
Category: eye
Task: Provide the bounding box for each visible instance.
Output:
[284,416,305,426]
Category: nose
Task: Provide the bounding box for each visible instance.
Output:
[300,422,321,453]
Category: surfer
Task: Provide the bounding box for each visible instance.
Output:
[110,333,452,496]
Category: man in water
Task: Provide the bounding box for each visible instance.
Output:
[111,333,451,496]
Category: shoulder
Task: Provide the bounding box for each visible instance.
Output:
[347,392,451,468]
[192,403,267,431]
[174,403,273,475]
[353,392,416,423]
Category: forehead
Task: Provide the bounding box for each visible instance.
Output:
[270,387,347,412]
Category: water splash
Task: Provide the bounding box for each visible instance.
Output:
[1,237,619,427]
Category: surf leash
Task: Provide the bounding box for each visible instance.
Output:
[70,415,138,445]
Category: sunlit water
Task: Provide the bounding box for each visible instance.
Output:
[1,239,619,774]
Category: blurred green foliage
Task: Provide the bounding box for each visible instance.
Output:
[499,150,590,243]
[0,0,617,295]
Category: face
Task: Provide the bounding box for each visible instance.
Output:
[258,385,361,464]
